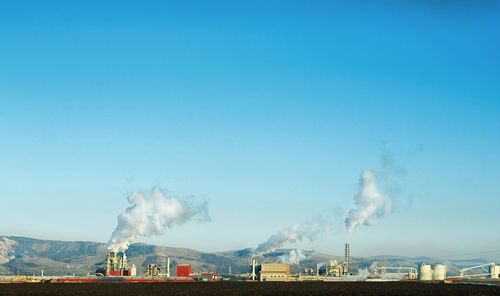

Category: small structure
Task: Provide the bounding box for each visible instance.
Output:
[260,263,290,282]
[460,263,498,279]
[195,272,222,282]
[145,264,161,276]
[374,266,417,280]
[303,267,314,275]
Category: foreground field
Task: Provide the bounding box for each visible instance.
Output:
[1,282,499,296]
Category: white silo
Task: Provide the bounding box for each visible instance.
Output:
[433,264,446,280]
[490,265,499,279]
[419,263,433,281]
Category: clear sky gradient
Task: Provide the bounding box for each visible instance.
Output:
[1,1,499,259]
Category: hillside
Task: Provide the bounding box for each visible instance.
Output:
[0,236,488,276]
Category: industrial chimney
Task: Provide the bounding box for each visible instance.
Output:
[166,257,171,277]
[251,257,257,280]
[344,243,350,275]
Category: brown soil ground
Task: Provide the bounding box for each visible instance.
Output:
[0,282,499,296]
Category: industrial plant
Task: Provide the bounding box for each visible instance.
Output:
[102,251,136,277]
[1,241,500,285]
[238,242,500,285]
[249,243,354,282]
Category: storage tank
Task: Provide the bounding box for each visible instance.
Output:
[433,264,446,280]
[419,263,433,281]
[176,264,192,277]
[490,265,500,279]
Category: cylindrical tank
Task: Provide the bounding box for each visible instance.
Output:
[433,264,446,280]
[490,265,499,279]
[419,263,433,281]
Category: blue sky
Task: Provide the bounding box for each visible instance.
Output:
[0,1,499,259]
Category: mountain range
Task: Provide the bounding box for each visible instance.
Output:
[0,236,490,276]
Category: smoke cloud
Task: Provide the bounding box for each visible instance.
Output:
[107,188,209,252]
[345,170,392,233]
[0,237,16,265]
[253,218,328,256]
[278,249,310,265]
[347,268,370,281]
[344,148,413,233]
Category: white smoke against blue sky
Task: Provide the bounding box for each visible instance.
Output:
[345,170,392,233]
[345,149,409,233]
[107,188,210,252]
[253,217,329,256]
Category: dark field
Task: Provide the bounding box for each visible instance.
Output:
[1,282,499,296]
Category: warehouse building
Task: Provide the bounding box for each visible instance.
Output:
[260,263,290,282]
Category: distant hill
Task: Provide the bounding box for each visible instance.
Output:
[0,235,490,276]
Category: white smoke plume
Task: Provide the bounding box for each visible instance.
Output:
[345,268,370,281]
[253,218,328,256]
[345,170,392,233]
[0,237,17,265]
[369,261,379,273]
[107,188,210,252]
[278,249,310,265]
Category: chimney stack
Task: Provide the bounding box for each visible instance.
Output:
[251,257,256,280]
[166,257,171,277]
[345,243,350,275]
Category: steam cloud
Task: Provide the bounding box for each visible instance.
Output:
[107,188,209,252]
[0,237,16,265]
[253,218,328,257]
[278,249,310,265]
[345,170,392,233]
[344,148,410,233]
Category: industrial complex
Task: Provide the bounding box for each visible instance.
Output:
[1,242,500,285]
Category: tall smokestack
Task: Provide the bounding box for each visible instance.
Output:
[345,243,350,275]
[251,257,256,280]
[166,258,170,277]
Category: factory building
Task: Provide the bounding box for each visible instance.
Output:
[260,263,290,282]
[314,243,351,277]
[105,251,136,276]
[323,260,348,277]
[250,242,352,282]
